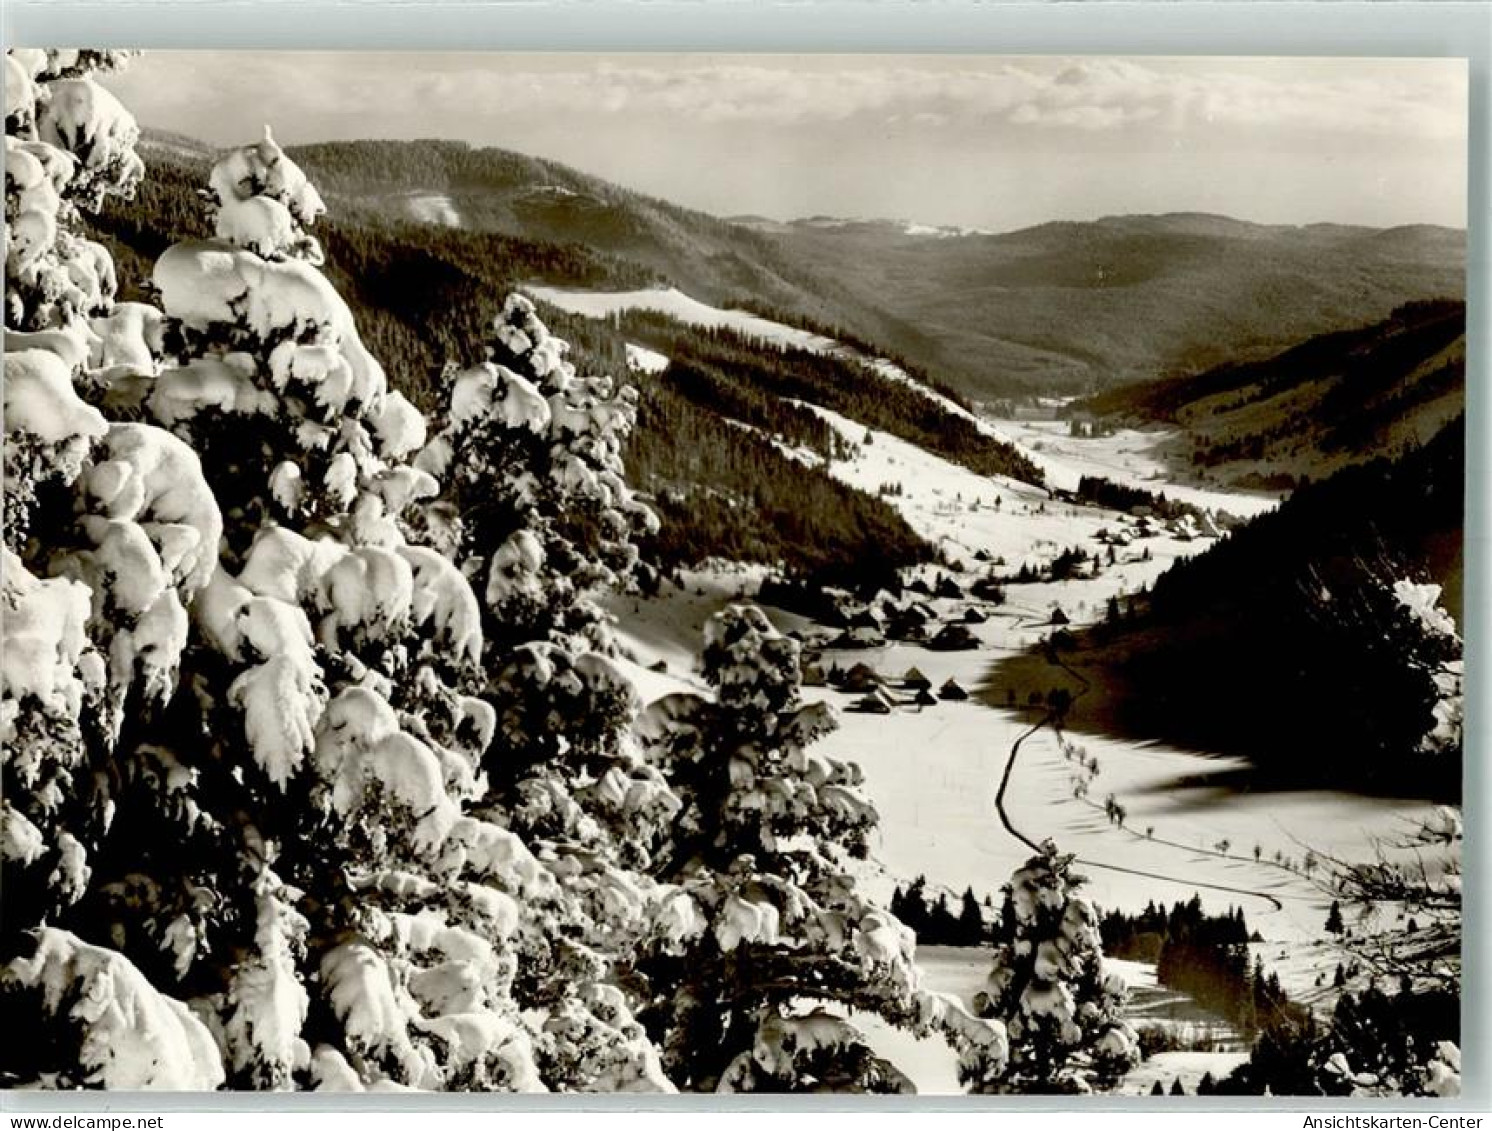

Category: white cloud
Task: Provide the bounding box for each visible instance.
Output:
[111,53,1464,143]
[387,56,1465,140]
[97,52,1466,229]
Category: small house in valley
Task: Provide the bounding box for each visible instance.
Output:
[901,666,932,691]
[852,687,898,714]
[939,678,969,701]
[928,623,979,652]
[841,662,882,693]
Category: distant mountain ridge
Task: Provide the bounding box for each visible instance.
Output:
[768,211,1463,399]
[1076,299,1465,491]
[267,135,925,369]
[733,209,1463,246]
[729,214,995,239]
[135,131,1461,403]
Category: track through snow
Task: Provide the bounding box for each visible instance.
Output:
[993,652,1288,912]
[995,715,1047,854]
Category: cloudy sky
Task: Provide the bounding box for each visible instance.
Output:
[101,53,1468,231]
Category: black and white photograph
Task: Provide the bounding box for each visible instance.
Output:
[0,48,1470,1098]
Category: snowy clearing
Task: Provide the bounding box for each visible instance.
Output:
[403,192,461,228]
[983,417,1280,517]
[527,285,838,354]
[623,342,669,375]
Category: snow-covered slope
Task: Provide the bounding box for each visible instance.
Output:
[528,284,839,354]
[531,281,1278,521]
[795,401,1177,573]
[983,417,1280,516]
[623,342,669,375]
[404,192,461,228]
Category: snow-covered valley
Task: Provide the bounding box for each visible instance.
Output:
[607,499,1438,1091]
[564,283,1460,1092]
[546,285,1439,945]
[608,483,1440,947]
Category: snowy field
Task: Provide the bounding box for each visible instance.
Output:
[612,557,1437,956]
[528,284,840,353]
[983,417,1281,517]
[402,192,462,228]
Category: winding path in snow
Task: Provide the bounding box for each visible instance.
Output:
[991,644,1288,912]
[994,715,1047,854]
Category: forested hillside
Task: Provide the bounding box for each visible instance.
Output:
[611,313,1045,484]
[1076,300,1465,490]
[92,145,649,411]
[87,142,934,586]
[626,374,931,591]
[1010,419,1464,796]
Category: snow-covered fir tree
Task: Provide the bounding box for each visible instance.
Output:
[2,53,672,1093]
[129,122,564,1093]
[4,47,227,1089]
[973,842,1138,1093]
[633,605,1008,1091]
[413,293,685,1090]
